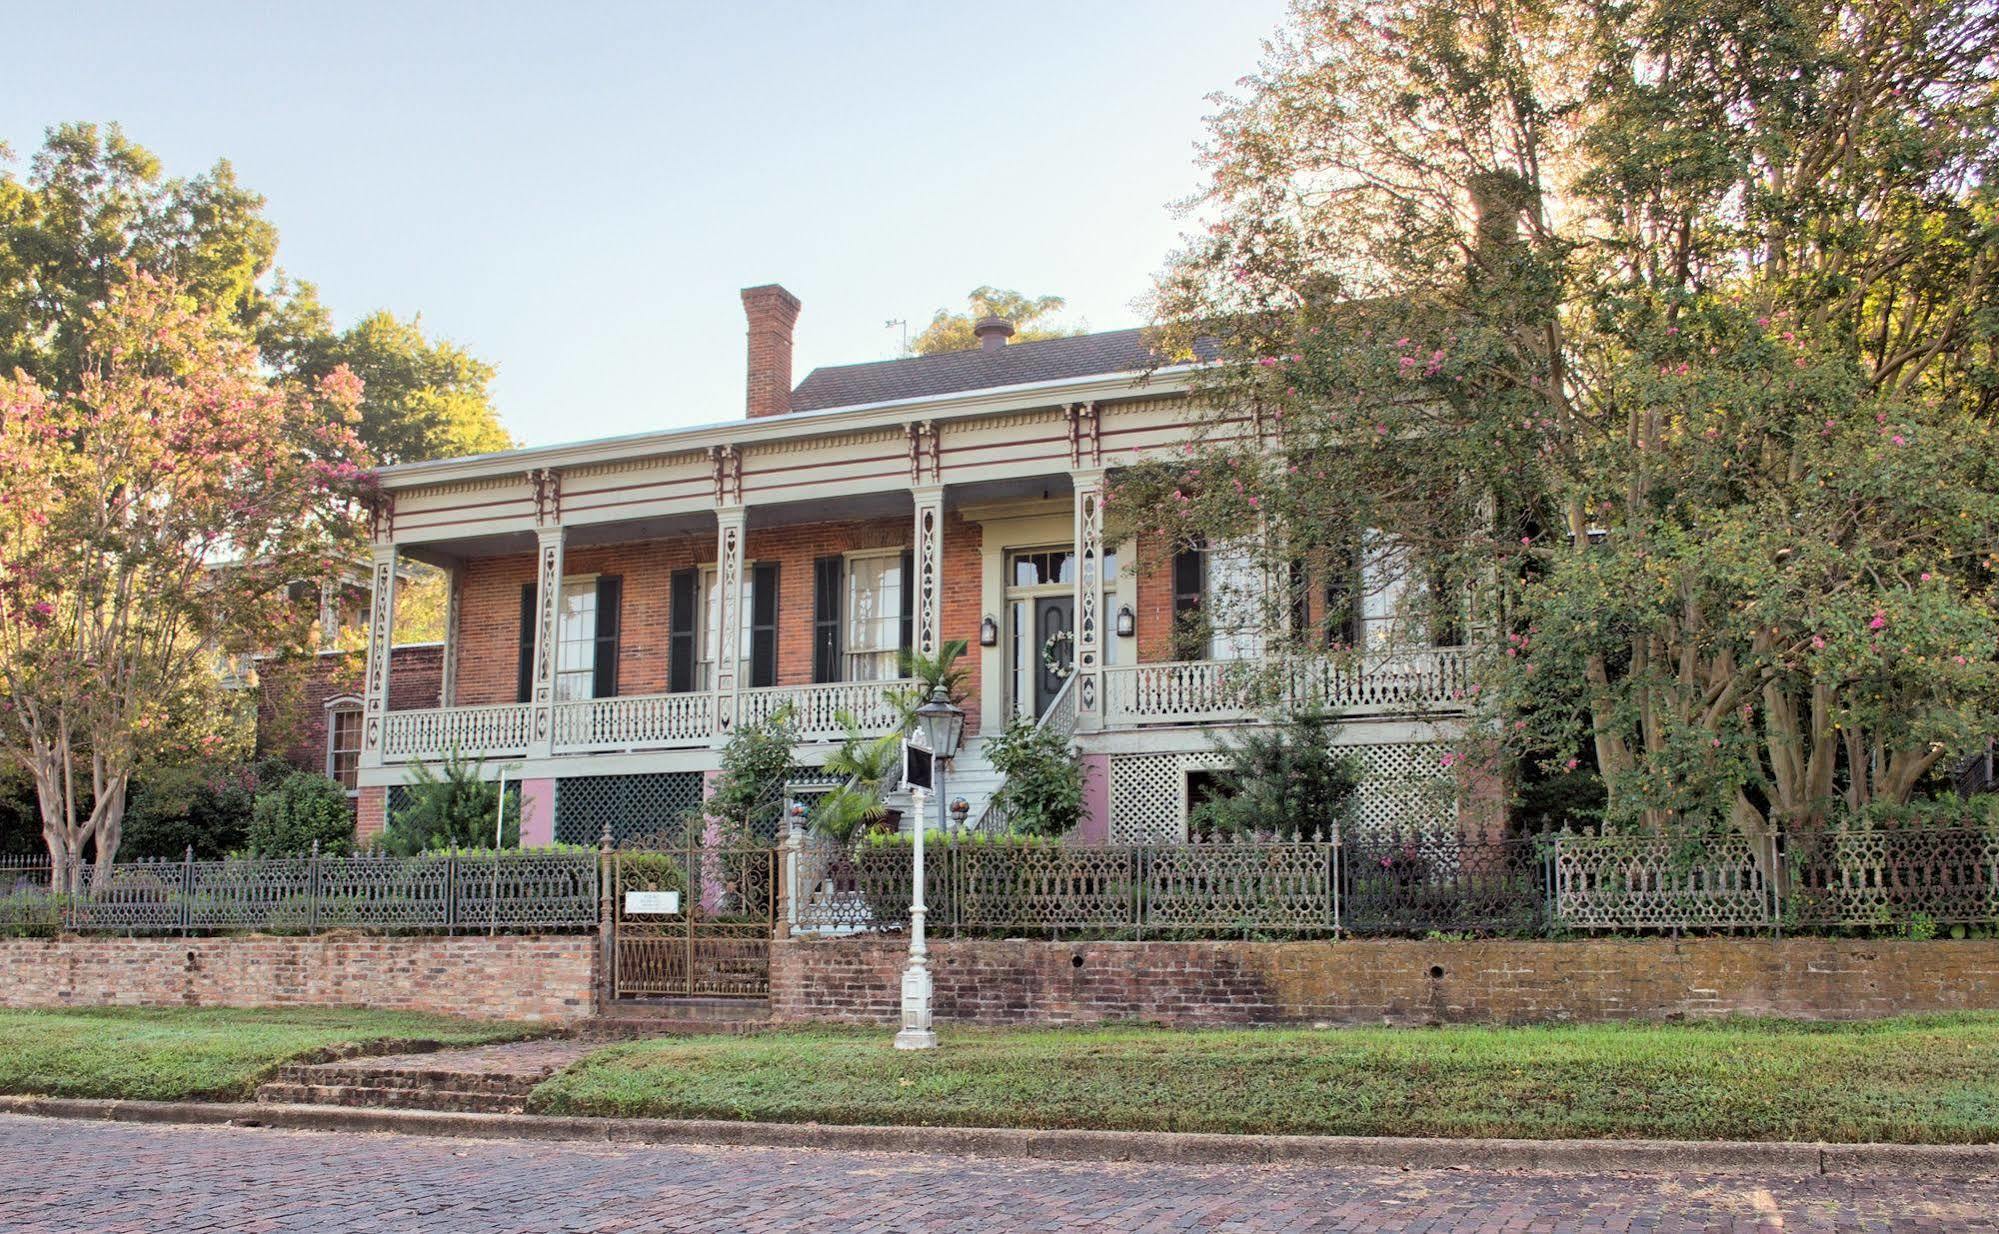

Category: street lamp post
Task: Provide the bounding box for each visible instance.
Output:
[897,685,964,1051]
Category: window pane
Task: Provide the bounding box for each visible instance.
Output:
[1205,545,1265,661]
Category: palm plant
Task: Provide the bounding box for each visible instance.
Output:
[809,712,905,841]
[891,637,970,723]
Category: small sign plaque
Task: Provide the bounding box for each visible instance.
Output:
[623,890,680,915]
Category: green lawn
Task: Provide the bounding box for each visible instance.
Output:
[0,1007,540,1102]
[529,1016,1999,1144]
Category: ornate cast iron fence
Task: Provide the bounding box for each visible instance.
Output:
[610,840,776,998]
[787,826,1999,938]
[0,849,598,936]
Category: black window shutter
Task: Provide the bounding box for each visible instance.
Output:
[668,568,696,693]
[1171,546,1203,660]
[1287,559,1309,643]
[1325,551,1361,648]
[750,562,779,688]
[515,583,536,703]
[592,575,622,698]
[812,555,842,683]
[898,548,915,658]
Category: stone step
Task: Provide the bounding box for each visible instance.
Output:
[255,1081,531,1115]
[270,1065,527,1095]
[593,997,769,1023]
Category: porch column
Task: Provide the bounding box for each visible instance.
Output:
[1071,468,1106,733]
[526,525,565,759]
[911,484,945,665]
[438,559,462,708]
[712,506,748,741]
[357,543,398,770]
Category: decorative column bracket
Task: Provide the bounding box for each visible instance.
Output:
[912,485,945,663]
[358,544,398,769]
[527,526,565,758]
[1072,468,1106,733]
[712,506,748,742]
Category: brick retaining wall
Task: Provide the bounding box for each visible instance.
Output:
[770,937,1999,1026]
[0,936,597,1024]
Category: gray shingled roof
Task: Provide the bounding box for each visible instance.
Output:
[789,327,1194,413]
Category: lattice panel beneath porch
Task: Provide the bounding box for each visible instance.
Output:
[1108,743,1450,844]
[1350,742,1453,840]
[1108,752,1218,843]
[556,772,707,845]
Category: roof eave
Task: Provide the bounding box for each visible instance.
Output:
[373,364,1202,491]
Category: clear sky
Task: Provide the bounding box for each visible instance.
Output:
[5,1,1288,447]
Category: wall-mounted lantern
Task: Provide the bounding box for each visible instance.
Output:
[979,614,1000,647]
[1115,605,1136,639]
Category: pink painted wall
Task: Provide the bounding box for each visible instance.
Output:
[1077,753,1111,843]
[518,777,556,847]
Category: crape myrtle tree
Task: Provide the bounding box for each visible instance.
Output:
[0,274,368,890]
[1115,0,1999,837]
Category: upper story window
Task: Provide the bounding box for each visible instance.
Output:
[844,551,903,681]
[554,580,598,702]
[1204,544,1265,662]
[327,705,362,794]
[697,565,753,690]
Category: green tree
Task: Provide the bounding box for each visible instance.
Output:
[1,124,511,467]
[378,751,523,855]
[272,301,513,465]
[982,716,1085,837]
[704,706,798,842]
[1188,710,1359,841]
[0,122,277,389]
[1124,0,1999,836]
[809,714,904,841]
[908,287,1083,355]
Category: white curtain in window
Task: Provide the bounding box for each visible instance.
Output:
[845,554,903,680]
[554,586,597,701]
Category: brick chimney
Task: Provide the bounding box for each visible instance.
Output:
[741,284,802,418]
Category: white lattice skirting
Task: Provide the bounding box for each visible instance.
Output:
[1107,743,1453,843]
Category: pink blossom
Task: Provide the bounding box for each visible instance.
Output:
[1868,612,1887,630]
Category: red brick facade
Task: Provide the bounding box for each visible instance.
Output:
[257,644,445,774]
[0,935,596,1023]
[770,937,1999,1028]
[448,514,989,734]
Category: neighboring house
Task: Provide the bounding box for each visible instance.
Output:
[345,286,1480,845]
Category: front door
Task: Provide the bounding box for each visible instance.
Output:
[1033,595,1075,719]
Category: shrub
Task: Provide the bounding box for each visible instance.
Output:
[247,772,355,856]
[702,706,798,843]
[377,749,522,856]
[1189,708,1359,840]
[983,716,1084,836]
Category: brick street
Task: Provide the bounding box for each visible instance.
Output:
[1,1114,1994,1232]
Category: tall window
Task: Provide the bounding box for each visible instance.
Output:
[554,582,597,701]
[1204,544,1264,661]
[1358,533,1421,650]
[698,565,753,689]
[327,706,362,793]
[844,552,903,681]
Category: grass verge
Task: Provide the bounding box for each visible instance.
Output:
[529,1015,1999,1144]
[0,1007,540,1102]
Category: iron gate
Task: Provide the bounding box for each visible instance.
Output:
[610,842,776,998]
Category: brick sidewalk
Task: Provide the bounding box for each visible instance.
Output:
[0,1113,1992,1233]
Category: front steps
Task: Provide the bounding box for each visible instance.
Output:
[573,997,772,1040]
[255,1038,596,1115]
[254,1001,772,1114]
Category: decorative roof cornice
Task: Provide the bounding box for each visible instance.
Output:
[372,366,1197,492]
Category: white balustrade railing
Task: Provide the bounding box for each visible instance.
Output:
[552,692,716,753]
[380,703,533,760]
[1102,647,1474,726]
[741,678,911,742]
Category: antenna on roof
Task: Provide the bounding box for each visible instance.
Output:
[884,318,909,357]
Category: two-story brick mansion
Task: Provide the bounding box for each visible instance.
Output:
[339,286,1475,845]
